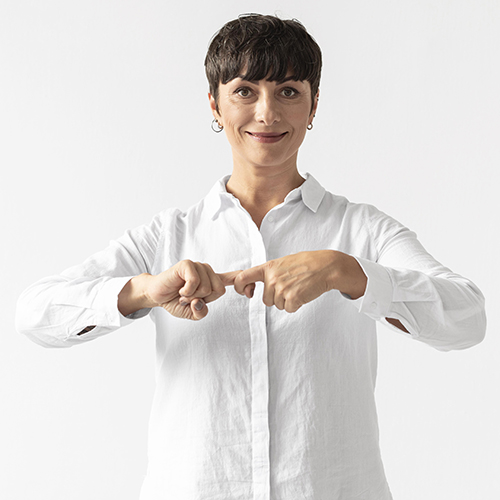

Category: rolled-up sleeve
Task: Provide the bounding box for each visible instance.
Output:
[15,211,167,348]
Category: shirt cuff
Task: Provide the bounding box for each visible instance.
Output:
[89,276,140,327]
[342,257,393,320]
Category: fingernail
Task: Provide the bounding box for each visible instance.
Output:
[194,301,204,311]
[179,299,189,306]
[249,288,254,298]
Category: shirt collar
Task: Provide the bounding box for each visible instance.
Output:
[204,175,231,220]
[298,172,326,212]
[204,172,326,220]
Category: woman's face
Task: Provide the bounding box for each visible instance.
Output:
[209,73,318,172]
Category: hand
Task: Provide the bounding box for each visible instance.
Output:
[233,250,367,313]
[148,260,240,320]
[119,260,239,321]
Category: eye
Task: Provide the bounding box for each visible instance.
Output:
[235,87,252,98]
[281,87,298,98]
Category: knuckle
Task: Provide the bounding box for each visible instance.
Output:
[266,259,276,270]
[268,276,279,287]
[234,274,248,294]
[267,268,279,284]
[198,285,212,296]
[263,296,273,307]
[189,277,201,289]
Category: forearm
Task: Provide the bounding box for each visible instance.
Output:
[387,270,485,349]
[16,275,137,347]
[326,252,408,333]
[355,257,485,350]
[70,272,158,337]
[16,214,163,346]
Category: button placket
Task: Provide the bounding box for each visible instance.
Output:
[247,221,271,500]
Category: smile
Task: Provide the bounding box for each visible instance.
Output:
[246,132,287,144]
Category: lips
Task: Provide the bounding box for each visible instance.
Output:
[246,132,287,143]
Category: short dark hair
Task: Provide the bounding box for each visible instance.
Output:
[205,14,322,112]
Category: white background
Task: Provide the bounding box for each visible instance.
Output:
[1,1,499,499]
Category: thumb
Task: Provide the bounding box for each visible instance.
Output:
[191,298,208,320]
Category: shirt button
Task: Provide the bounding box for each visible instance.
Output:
[371,301,377,308]
[268,215,275,223]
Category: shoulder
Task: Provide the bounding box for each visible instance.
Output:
[148,193,217,240]
[321,189,414,254]
[322,188,406,228]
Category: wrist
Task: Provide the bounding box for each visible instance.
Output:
[118,273,156,316]
[134,273,157,309]
[341,255,367,300]
[325,251,367,300]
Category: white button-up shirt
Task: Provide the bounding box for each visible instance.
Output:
[16,173,486,500]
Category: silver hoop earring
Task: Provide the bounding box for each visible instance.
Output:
[211,119,223,133]
[307,123,313,130]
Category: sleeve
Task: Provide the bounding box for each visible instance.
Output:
[15,211,167,348]
[345,206,486,351]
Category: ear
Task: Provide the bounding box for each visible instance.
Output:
[208,92,221,122]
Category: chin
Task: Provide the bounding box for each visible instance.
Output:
[249,153,289,168]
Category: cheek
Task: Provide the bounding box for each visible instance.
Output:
[223,111,251,137]
[291,106,312,125]
[221,117,246,146]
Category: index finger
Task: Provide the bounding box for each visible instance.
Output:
[216,270,242,287]
[234,265,266,295]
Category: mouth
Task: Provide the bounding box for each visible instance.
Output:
[246,132,287,143]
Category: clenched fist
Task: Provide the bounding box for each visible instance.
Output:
[118,260,239,321]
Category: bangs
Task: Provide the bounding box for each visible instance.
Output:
[219,36,318,86]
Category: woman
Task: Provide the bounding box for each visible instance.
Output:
[16,14,486,500]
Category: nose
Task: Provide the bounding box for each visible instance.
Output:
[255,92,280,126]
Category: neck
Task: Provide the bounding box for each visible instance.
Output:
[226,155,305,228]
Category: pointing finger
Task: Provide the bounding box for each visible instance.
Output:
[234,265,266,295]
[217,270,242,287]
